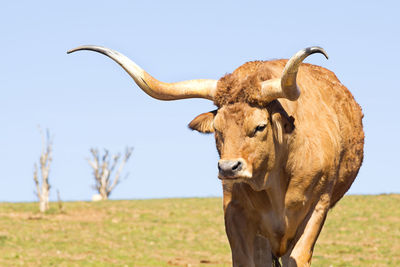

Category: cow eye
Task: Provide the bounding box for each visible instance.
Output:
[254,124,267,134]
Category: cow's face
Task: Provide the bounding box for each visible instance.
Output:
[189,102,293,185]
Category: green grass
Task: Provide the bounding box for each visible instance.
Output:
[0,195,399,266]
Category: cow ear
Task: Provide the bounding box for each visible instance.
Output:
[271,113,284,144]
[271,113,295,144]
[188,110,217,134]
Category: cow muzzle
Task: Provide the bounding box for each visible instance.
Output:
[218,158,251,180]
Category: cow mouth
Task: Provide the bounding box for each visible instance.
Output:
[218,175,240,180]
[218,173,252,181]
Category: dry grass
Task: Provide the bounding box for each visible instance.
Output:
[0,195,398,266]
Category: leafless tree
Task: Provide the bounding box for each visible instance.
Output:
[33,127,53,213]
[87,147,133,200]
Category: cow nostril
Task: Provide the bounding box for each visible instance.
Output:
[218,162,222,171]
[232,161,242,171]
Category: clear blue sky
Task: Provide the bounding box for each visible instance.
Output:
[0,1,399,202]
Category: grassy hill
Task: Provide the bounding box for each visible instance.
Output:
[0,195,399,266]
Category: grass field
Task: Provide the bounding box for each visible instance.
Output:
[0,195,399,266]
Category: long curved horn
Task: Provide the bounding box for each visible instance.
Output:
[67,45,217,101]
[260,46,328,102]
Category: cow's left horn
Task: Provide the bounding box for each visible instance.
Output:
[260,46,328,102]
[67,45,217,101]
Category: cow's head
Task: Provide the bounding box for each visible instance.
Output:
[188,100,296,184]
[68,46,327,188]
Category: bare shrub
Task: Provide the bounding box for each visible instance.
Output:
[33,127,53,213]
[87,147,133,200]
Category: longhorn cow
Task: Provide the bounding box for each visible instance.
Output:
[68,45,364,267]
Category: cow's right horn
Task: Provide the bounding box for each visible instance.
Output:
[67,45,217,101]
[260,46,328,102]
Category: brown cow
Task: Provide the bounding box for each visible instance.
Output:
[68,46,364,266]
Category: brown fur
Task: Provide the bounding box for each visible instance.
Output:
[189,59,364,266]
[214,60,285,107]
[188,110,217,133]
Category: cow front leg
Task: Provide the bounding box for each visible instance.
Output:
[224,201,257,267]
[253,234,275,267]
[286,193,331,267]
